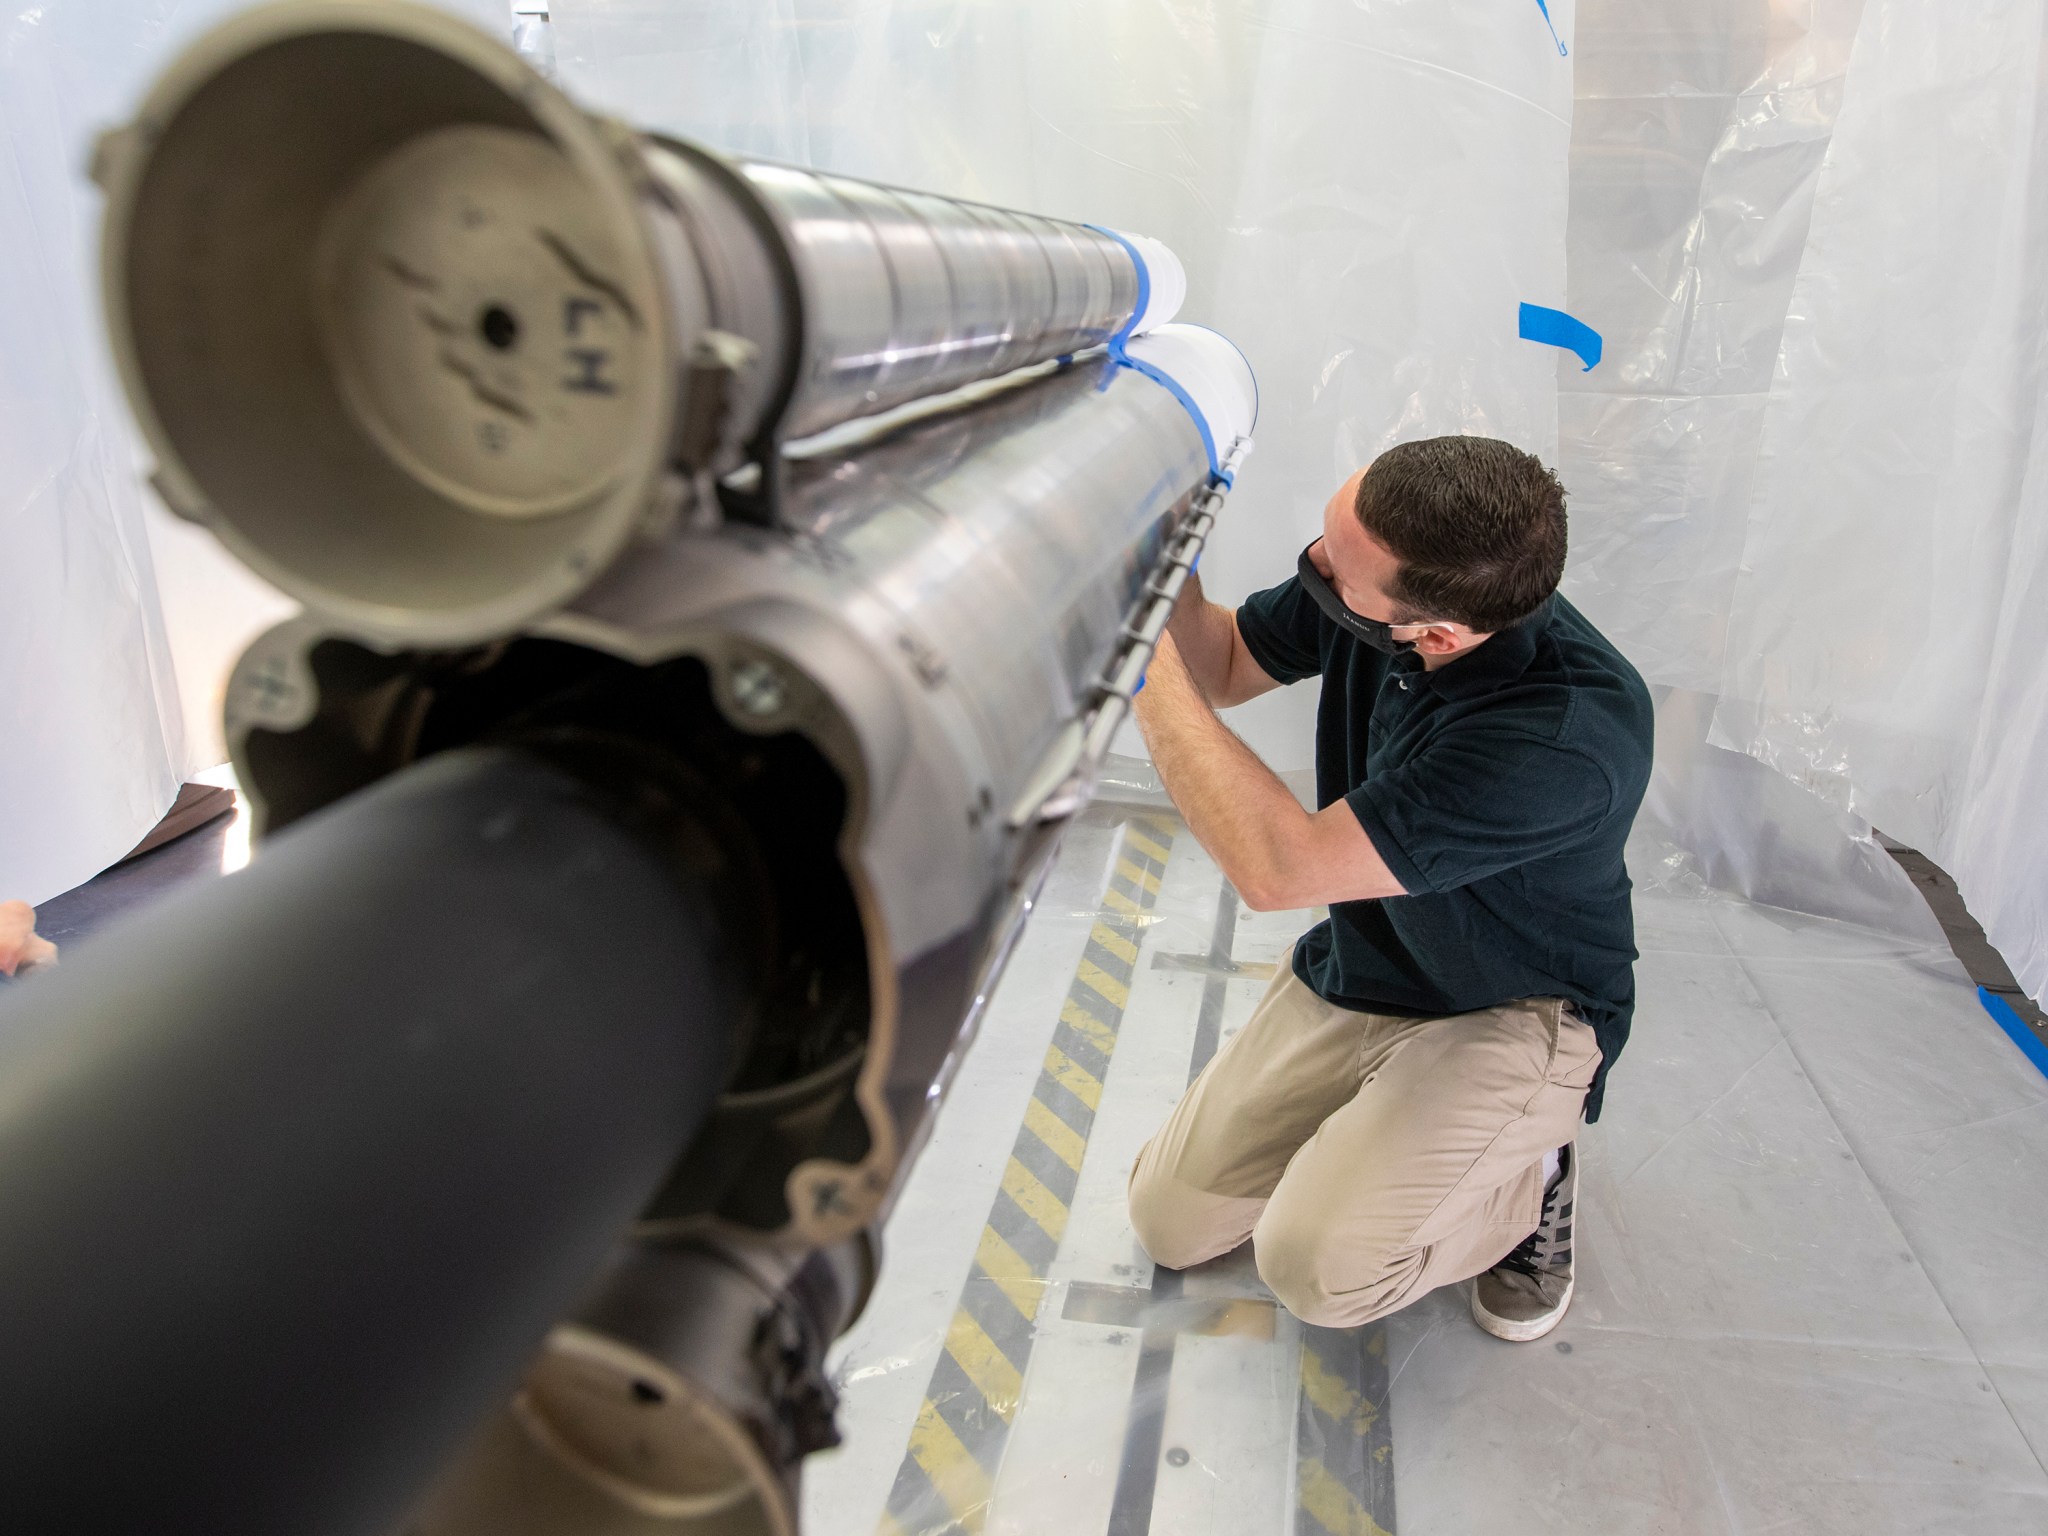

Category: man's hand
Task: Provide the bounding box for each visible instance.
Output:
[0,900,58,978]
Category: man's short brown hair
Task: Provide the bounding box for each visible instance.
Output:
[1354,435,1567,633]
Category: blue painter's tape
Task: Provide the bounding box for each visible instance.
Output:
[1979,986,2048,1082]
[1084,223,1149,352]
[1534,0,1568,56]
[1519,302,1602,372]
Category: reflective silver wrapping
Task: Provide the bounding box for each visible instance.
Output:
[551,353,1213,1184]
[636,137,1151,456]
[737,162,1138,437]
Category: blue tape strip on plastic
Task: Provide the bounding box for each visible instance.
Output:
[1979,986,2048,1082]
[1519,302,1602,371]
[1084,223,1149,353]
[1534,0,1568,56]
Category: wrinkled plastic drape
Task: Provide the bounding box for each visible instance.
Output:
[1711,0,2048,1002]
[1552,0,1937,940]
[4,3,187,903]
[549,0,1580,771]
[0,0,498,904]
[1559,0,1863,691]
[1559,0,2048,997]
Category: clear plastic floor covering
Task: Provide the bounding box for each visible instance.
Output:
[802,802,2048,1536]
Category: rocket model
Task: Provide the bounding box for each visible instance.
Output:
[0,4,1256,1531]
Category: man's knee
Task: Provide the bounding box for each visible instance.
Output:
[1127,1144,1259,1271]
[1252,1202,1417,1329]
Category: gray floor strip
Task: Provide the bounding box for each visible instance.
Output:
[1101,875,1239,1536]
[1099,864,1401,1535]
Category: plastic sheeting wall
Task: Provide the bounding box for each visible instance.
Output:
[546,0,1581,772]
[1554,0,1933,937]
[1560,0,2048,1004]
[0,0,498,905]
[4,5,185,905]
[1714,0,2048,1004]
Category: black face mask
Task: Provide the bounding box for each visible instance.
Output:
[1296,540,1417,655]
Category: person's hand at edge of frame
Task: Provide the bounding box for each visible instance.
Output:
[0,899,58,978]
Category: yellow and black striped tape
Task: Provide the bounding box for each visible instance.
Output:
[1293,1322,1397,1536]
[878,814,1177,1536]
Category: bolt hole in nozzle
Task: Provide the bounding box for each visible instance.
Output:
[479,304,519,350]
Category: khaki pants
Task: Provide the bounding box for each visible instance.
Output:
[1127,950,1601,1328]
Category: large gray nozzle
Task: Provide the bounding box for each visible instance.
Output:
[95,0,1184,646]
[410,1238,873,1536]
[96,3,681,645]
[0,747,756,1535]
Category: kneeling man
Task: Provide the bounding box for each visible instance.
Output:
[1128,435,1652,1341]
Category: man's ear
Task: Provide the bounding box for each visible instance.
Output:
[1410,624,1470,656]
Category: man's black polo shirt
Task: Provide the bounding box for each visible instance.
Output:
[1235,581,1653,1120]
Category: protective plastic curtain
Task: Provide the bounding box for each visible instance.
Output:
[1550,0,1940,937]
[1561,0,2048,999]
[1712,0,2048,1001]
[3,3,187,904]
[0,0,501,904]
[549,0,1581,771]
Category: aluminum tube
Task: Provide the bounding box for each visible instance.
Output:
[0,748,748,1536]
[779,354,1210,819]
[730,160,1143,438]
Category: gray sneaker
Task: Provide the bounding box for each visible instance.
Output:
[1471,1143,1576,1342]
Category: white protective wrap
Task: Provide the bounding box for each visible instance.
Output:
[1122,324,1259,469]
[1114,231,1188,340]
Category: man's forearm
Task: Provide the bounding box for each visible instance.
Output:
[1134,633,1404,911]
[1133,638,1310,910]
[1164,571,1240,702]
